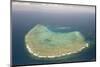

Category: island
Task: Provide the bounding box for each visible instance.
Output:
[25,24,88,58]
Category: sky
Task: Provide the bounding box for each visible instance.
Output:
[12,0,95,5]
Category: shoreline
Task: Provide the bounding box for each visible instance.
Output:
[26,43,88,59]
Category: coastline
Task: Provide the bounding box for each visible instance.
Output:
[26,43,88,59]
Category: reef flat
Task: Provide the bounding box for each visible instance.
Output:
[25,24,88,58]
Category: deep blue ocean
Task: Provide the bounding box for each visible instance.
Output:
[12,2,96,65]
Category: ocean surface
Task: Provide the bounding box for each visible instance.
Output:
[12,2,96,65]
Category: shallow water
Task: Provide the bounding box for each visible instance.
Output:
[12,2,96,65]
